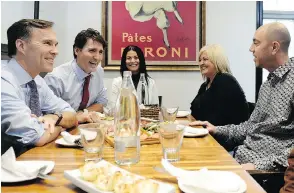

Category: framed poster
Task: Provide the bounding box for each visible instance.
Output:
[101,1,206,71]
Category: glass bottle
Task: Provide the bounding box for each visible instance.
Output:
[137,73,149,105]
[114,71,140,165]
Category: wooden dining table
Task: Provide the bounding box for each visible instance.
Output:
[1,122,266,193]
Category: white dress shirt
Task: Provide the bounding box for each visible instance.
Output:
[44,60,108,111]
[108,76,159,110]
[1,58,75,145]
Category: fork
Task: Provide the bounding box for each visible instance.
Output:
[37,166,57,181]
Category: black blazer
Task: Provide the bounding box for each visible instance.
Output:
[190,73,249,126]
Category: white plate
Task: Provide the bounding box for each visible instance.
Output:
[178,173,247,193]
[177,110,190,118]
[174,120,190,126]
[64,160,175,193]
[55,135,81,147]
[1,161,55,183]
[184,126,208,137]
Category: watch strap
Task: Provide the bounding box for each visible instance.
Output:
[54,113,63,126]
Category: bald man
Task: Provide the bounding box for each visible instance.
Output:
[189,22,294,171]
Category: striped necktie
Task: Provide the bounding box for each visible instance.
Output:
[27,80,42,117]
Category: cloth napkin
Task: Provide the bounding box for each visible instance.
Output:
[161,159,246,193]
[1,147,49,179]
[61,131,79,144]
[61,131,96,145]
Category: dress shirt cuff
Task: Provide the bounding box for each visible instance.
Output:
[254,157,277,171]
[61,107,76,113]
[12,118,46,145]
[214,126,228,138]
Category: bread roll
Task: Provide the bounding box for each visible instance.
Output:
[114,183,133,193]
[79,162,98,182]
[131,179,159,193]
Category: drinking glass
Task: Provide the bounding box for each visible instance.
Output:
[160,106,179,123]
[158,122,185,162]
[78,123,106,162]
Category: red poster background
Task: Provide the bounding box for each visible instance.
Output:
[110,1,197,62]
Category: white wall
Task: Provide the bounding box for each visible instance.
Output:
[1,1,34,43]
[38,1,69,68]
[1,1,256,109]
[206,1,256,103]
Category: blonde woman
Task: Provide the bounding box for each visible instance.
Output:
[190,44,249,126]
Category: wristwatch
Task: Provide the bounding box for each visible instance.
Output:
[54,112,63,126]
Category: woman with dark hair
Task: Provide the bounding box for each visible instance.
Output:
[108,45,159,110]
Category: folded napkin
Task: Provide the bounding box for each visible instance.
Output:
[61,131,79,144]
[61,131,96,145]
[1,147,49,179]
[161,159,246,193]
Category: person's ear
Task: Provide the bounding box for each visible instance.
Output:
[15,39,27,55]
[74,47,80,56]
[272,41,280,55]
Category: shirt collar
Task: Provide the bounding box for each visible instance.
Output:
[268,58,294,80]
[71,59,92,80]
[7,58,33,86]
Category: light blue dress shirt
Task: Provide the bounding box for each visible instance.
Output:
[44,60,108,111]
[1,58,75,145]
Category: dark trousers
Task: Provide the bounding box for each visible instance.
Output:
[1,131,33,157]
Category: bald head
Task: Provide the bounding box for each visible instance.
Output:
[258,22,291,53]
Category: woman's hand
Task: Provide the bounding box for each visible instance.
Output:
[189,120,216,134]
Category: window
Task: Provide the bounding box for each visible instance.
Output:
[262,0,294,81]
[263,0,294,12]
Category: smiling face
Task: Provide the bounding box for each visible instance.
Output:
[126,50,140,73]
[19,27,58,76]
[199,52,217,79]
[75,38,104,74]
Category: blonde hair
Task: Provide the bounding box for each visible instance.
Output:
[199,44,232,78]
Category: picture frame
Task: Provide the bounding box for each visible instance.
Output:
[101,1,206,71]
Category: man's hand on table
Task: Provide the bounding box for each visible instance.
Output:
[77,110,100,124]
[38,115,57,134]
[32,112,77,131]
[241,163,256,170]
[189,121,216,134]
[31,114,57,134]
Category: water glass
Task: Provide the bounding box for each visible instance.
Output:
[161,106,179,123]
[159,123,185,162]
[78,123,106,162]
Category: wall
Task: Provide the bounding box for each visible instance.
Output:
[206,1,257,104]
[1,1,34,43]
[1,1,257,110]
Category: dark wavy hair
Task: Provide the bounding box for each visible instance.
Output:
[120,45,149,84]
[7,19,53,57]
[73,28,107,58]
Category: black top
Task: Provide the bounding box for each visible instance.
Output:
[190,73,249,126]
[132,73,140,89]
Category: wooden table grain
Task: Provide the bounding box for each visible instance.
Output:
[1,127,266,193]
